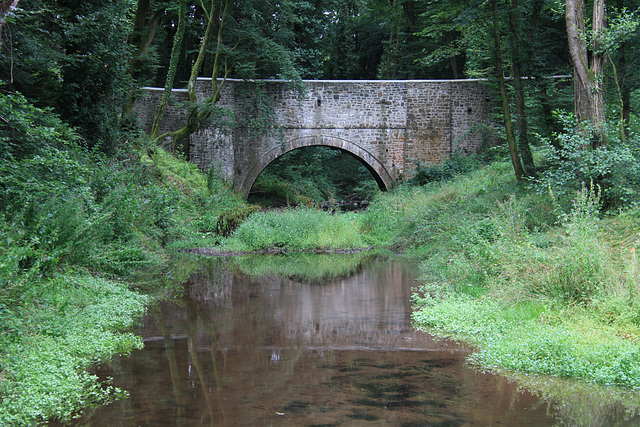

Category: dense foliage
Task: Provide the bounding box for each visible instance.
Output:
[0,88,241,423]
[249,146,380,207]
[1,0,640,424]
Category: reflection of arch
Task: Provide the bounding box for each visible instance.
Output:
[238,135,393,195]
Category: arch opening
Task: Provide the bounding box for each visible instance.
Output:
[245,140,390,209]
[239,135,394,198]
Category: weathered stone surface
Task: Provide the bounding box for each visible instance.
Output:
[135,78,493,194]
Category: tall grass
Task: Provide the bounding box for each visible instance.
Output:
[400,161,640,389]
[232,208,367,251]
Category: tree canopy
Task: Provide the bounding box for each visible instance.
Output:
[0,0,638,179]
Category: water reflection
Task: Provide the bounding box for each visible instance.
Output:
[70,255,565,425]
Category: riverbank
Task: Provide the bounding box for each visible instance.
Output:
[0,275,148,426]
[2,136,640,424]
[363,162,640,392]
[0,120,243,424]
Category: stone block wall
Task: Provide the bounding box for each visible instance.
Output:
[135,78,493,194]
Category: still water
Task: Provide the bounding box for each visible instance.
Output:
[67,253,638,426]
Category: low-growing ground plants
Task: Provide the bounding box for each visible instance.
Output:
[403,164,640,390]
[3,86,640,424]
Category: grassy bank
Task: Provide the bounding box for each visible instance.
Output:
[0,143,240,424]
[361,160,640,391]
[0,93,245,424]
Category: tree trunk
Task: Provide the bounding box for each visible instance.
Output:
[565,0,606,147]
[151,0,186,139]
[491,0,525,181]
[0,0,19,48]
[123,0,164,115]
[508,0,535,174]
[155,0,232,156]
[616,0,630,136]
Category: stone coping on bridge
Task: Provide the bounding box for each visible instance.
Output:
[140,77,491,93]
[141,75,569,91]
[195,77,489,83]
[140,87,188,91]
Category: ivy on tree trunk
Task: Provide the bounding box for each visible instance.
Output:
[150,0,186,139]
[155,0,231,157]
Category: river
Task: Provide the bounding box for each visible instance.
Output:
[63,252,639,426]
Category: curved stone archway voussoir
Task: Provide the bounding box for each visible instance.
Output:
[238,135,394,195]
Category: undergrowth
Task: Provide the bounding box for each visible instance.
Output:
[400,162,640,389]
[231,208,368,251]
[0,275,148,425]
[0,92,241,425]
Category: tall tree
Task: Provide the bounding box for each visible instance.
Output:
[155,0,231,155]
[415,0,469,78]
[123,0,168,115]
[0,0,133,153]
[602,1,640,138]
[507,0,535,173]
[565,0,607,147]
[491,0,526,180]
[150,0,186,138]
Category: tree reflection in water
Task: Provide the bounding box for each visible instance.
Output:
[62,254,638,426]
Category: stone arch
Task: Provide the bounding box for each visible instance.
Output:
[237,135,394,195]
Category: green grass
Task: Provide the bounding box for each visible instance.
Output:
[229,208,368,251]
[394,161,640,390]
[0,275,148,425]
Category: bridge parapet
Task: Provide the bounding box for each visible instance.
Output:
[136,78,493,194]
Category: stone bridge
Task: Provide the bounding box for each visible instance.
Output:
[136,78,493,194]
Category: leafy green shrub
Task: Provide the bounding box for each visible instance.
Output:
[215,205,262,237]
[408,152,484,185]
[531,113,640,208]
[0,90,80,162]
[0,147,92,215]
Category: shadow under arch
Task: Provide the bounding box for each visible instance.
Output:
[238,135,394,195]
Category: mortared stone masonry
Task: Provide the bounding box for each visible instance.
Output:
[135,78,493,194]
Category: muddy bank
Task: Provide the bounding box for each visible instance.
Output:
[179,246,377,257]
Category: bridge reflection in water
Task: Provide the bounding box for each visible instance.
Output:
[71,255,561,426]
